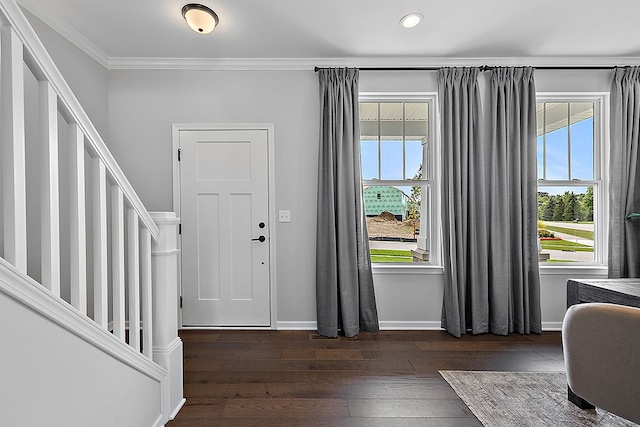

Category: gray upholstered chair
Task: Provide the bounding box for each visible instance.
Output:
[562,302,640,423]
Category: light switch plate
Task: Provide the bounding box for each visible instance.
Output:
[278,210,291,223]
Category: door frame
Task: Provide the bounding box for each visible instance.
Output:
[171,123,277,329]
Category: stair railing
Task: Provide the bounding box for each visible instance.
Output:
[0,0,159,360]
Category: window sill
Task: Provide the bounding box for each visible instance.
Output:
[371,263,443,276]
[539,264,608,276]
[370,264,607,276]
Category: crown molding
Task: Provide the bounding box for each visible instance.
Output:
[18,0,109,68]
[107,57,321,70]
[108,56,640,71]
[14,1,640,72]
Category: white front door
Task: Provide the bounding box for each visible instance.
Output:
[179,129,270,326]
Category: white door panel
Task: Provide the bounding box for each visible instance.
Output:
[180,129,270,326]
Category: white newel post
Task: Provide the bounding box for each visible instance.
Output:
[150,212,185,421]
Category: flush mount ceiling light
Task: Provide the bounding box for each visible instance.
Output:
[182,3,219,34]
[400,13,423,28]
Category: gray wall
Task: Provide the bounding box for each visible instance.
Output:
[107,67,610,329]
[108,70,320,325]
[24,9,110,139]
[24,9,612,330]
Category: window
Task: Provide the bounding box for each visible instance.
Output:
[359,96,435,264]
[536,96,605,264]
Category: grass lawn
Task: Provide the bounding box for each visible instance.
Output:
[540,239,593,252]
[541,225,594,240]
[370,248,413,263]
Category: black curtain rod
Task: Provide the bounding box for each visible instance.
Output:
[314,65,621,72]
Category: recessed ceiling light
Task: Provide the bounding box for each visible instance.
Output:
[400,13,423,28]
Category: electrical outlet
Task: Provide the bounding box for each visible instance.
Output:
[278,210,291,223]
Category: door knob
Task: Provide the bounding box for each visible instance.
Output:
[252,235,266,242]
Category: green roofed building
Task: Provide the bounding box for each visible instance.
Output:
[363,186,409,220]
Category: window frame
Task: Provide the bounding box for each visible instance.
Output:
[359,92,441,268]
[536,92,609,267]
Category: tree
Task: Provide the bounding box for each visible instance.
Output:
[562,192,574,221]
[537,192,549,220]
[575,198,583,221]
[563,191,582,222]
[542,196,556,221]
[552,196,565,221]
[580,186,594,221]
[407,165,422,233]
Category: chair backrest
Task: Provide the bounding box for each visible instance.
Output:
[562,302,640,423]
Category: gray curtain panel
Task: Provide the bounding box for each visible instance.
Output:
[488,67,541,335]
[316,68,379,338]
[438,67,490,338]
[609,67,640,278]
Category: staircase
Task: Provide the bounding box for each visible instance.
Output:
[0,1,182,425]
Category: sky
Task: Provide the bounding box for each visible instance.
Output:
[360,116,594,198]
[537,116,593,195]
[361,139,422,181]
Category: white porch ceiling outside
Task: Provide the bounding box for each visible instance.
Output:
[536,102,593,136]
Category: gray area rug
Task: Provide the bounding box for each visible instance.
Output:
[439,371,638,427]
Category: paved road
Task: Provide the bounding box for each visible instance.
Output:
[369,221,597,263]
[544,221,594,232]
[545,230,594,247]
[369,241,417,251]
[541,249,594,263]
[541,221,594,247]
[540,221,595,262]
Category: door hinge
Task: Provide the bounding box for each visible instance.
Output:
[179,223,182,234]
[178,148,181,161]
[180,296,183,308]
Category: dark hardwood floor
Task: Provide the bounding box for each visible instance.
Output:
[167,330,564,426]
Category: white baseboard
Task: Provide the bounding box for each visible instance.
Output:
[169,398,186,420]
[276,320,563,332]
[379,321,443,330]
[152,413,164,427]
[153,336,183,355]
[542,322,563,331]
[275,321,317,330]
[275,320,443,330]
[153,337,184,424]
[180,326,275,330]
[380,321,564,331]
